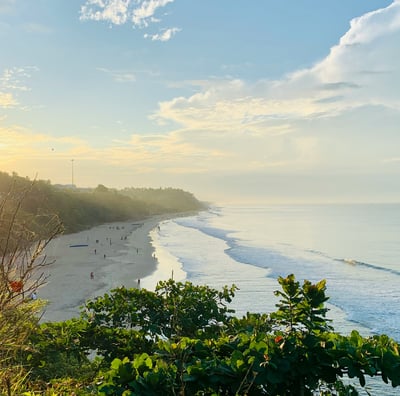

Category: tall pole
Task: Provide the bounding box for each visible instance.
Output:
[71,159,74,186]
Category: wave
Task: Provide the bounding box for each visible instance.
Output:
[175,216,321,278]
[160,213,400,342]
[175,217,236,247]
[175,215,400,301]
[164,207,400,345]
[206,206,224,217]
[305,248,326,256]
[304,247,400,278]
[335,258,400,277]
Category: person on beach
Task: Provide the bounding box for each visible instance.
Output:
[90,272,94,279]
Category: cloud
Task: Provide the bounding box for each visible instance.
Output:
[0,67,37,91]
[154,1,400,131]
[339,0,400,47]
[131,0,174,28]
[313,95,344,104]
[6,2,400,201]
[80,0,180,40]
[0,125,91,164]
[137,0,400,184]
[144,27,180,41]
[319,82,361,90]
[0,92,17,108]
[10,2,396,185]
[97,67,136,82]
[0,123,225,183]
[0,66,38,109]
[80,0,131,25]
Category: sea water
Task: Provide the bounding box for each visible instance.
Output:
[143,204,400,394]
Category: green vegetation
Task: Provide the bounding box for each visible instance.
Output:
[120,187,207,214]
[1,173,399,395]
[0,171,205,234]
[18,277,400,395]
[0,179,63,395]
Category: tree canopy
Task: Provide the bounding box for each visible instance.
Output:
[18,276,400,395]
[0,171,205,234]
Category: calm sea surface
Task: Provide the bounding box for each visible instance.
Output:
[144,204,400,394]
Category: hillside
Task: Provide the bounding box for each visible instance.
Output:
[0,172,206,234]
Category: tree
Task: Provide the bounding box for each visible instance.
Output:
[79,280,237,364]
[0,181,63,394]
[94,184,109,193]
[95,276,400,395]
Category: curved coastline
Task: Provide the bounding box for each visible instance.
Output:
[38,214,176,322]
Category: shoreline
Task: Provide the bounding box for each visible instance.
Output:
[38,214,176,322]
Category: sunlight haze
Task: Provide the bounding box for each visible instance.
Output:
[1,0,399,204]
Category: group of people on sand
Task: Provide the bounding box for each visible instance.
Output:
[87,222,157,289]
[88,228,129,280]
[88,226,144,283]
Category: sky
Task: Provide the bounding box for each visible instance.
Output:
[1,0,400,204]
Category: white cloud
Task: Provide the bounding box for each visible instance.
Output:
[132,0,174,28]
[0,66,38,109]
[97,67,136,82]
[0,66,38,91]
[80,0,180,40]
[6,2,400,201]
[141,1,400,184]
[62,1,400,187]
[0,91,17,108]
[144,27,181,41]
[310,0,400,97]
[339,0,400,47]
[154,1,400,131]
[80,0,131,25]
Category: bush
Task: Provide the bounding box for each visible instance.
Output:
[0,181,63,394]
[94,276,400,395]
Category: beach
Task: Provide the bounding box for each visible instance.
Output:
[38,216,165,323]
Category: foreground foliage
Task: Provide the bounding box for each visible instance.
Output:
[79,279,237,364]
[0,182,63,395]
[90,276,399,395]
[23,276,400,395]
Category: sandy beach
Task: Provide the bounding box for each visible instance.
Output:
[38,215,167,322]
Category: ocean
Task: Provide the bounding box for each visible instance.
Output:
[146,204,400,339]
[143,204,400,394]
